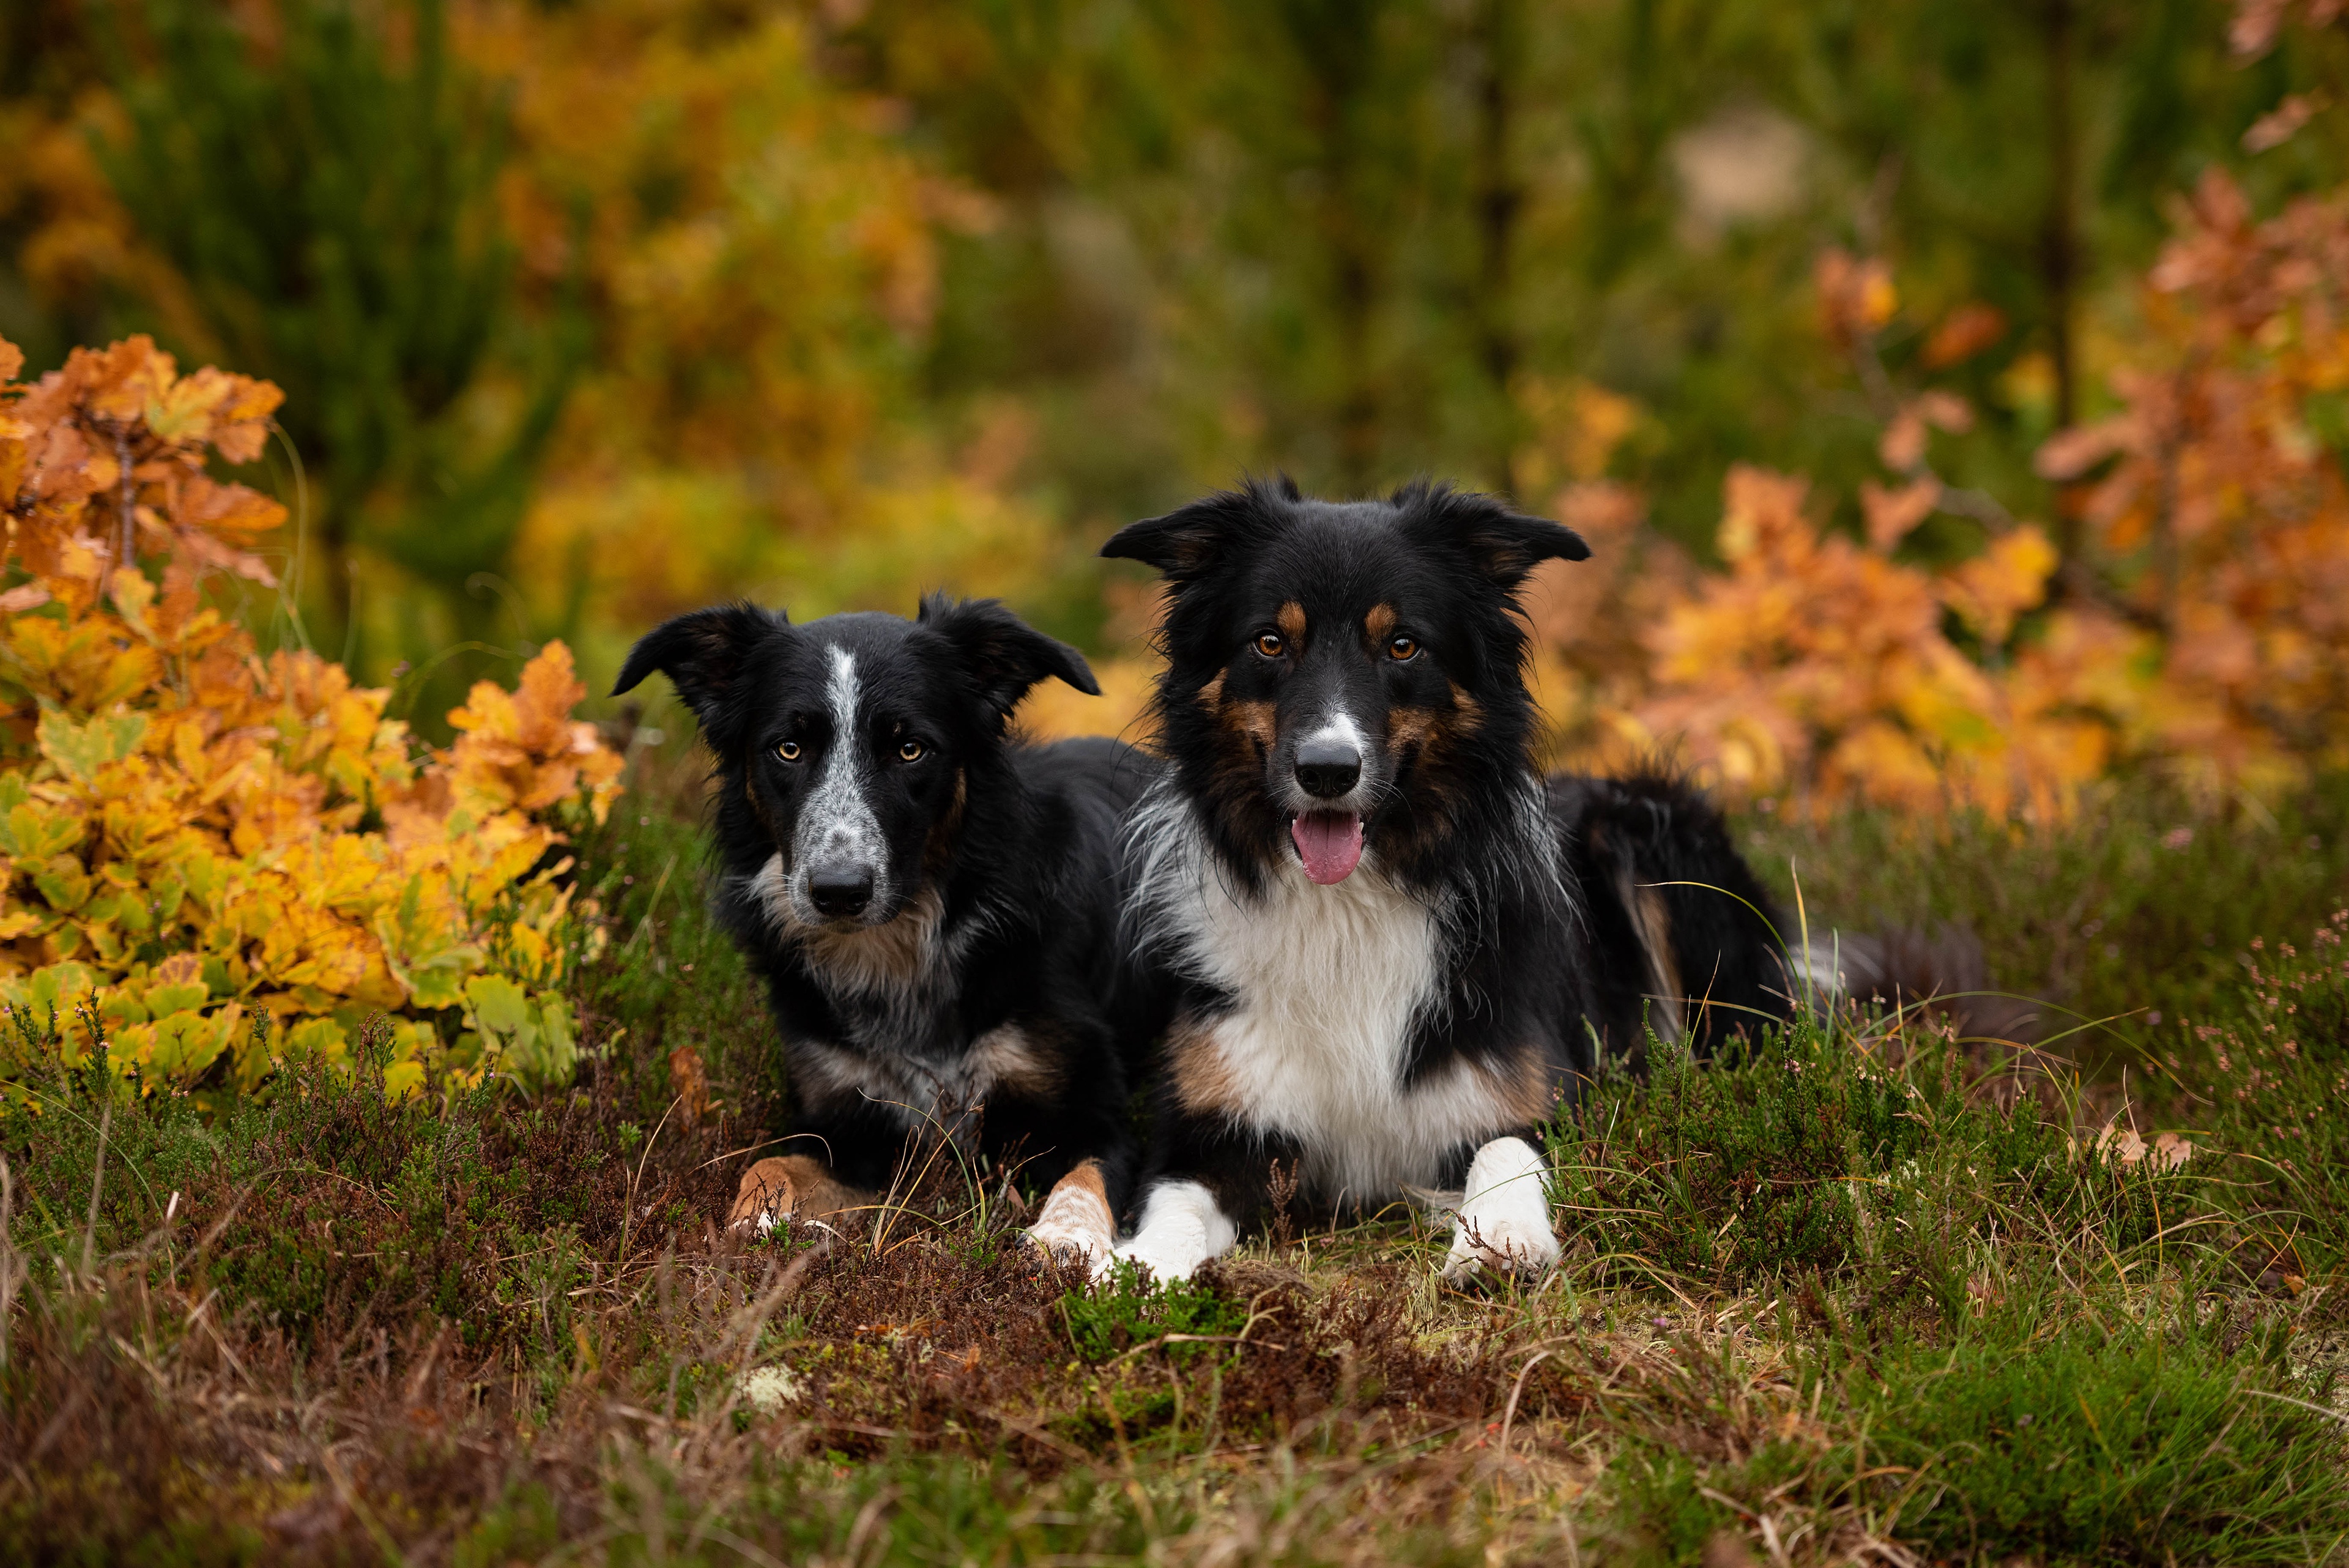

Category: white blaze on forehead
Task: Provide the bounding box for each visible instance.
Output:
[800,644,881,868]
[826,644,861,733]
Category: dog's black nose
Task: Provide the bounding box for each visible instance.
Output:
[808,863,876,918]
[1294,738,1362,800]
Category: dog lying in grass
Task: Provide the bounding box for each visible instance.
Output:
[1030,479,1962,1284]
[613,595,1165,1236]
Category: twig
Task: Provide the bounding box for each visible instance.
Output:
[623,855,680,954]
[81,1089,112,1285]
[1497,1347,1557,1460]
[617,1094,684,1273]
[0,1157,14,1370]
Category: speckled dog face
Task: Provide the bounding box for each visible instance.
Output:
[612,595,1098,931]
[1104,480,1590,890]
[740,620,973,929]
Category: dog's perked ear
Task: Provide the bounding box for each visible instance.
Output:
[1403,483,1590,591]
[918,594,1100,729]
[610,603,785,749]
[1099,487,1263,578]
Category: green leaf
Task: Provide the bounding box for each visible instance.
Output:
[37,709,150,787]
[7,801,85,861]
[464,973,531,1037]
[32,854,91,913]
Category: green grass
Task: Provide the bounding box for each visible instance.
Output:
[1742,773,2349,1063]
[4,773,2347,1564]
[1608,1317,2343,1564]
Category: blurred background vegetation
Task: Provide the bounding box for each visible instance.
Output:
[5,0,2349,783]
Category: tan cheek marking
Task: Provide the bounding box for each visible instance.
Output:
[1202,668,1274,748]
[1387,706,1436,757]
[1390,682,1481,760]
[1447,682,1485,734]
[1228,701,1276,747]
[1365,603,1397,644]
[1277,601,1307,644]
[1168,1020,1248,1120]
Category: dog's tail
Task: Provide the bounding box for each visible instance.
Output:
[1789,926,2043,1045]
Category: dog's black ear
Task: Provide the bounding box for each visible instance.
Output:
[1408,485,1589,590]
[1100,488,1261,577]
[919,594,1099,727]
[611,603,784,746]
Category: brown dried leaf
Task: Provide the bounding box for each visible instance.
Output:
[1861,478,1940,552]
[1879,409,1928,473]
[1921,303,2008,370]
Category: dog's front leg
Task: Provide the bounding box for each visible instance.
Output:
[729,1153,866,1237]
[1023,1158,1119,1268]
[1441,1135,1560,1281]
[1110,1178,1238,1283]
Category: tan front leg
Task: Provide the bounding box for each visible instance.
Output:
[729,1154,865,1236]
[1023,1159,1117,1269]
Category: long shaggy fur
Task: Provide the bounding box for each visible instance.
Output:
[1097,480,1798,1271]
[614,595,1163,1208]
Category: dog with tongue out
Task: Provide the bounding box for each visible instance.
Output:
[1023,477,1799,1287]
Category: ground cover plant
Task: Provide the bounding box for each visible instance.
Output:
[6,762,2349,1566]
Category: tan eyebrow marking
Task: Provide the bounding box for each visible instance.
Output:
[1277,601,1306,644]
[1365,603,1397,644]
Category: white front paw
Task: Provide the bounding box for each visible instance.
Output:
[1112,1236,1201,1284]
[1441,1210,1560,1281]
[1440,1135,1560,1283]
[1104,1180,1234,1285]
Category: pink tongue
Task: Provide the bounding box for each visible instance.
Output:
[1291,811,1365,885]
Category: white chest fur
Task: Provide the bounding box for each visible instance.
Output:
[1154,828,1515,1204]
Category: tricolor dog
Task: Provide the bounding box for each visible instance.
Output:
[612,596,1162,1235]
[1033,479,1813,1282]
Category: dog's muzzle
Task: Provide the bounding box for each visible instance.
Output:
[1294,736,1363,800]
[806,860,877,919]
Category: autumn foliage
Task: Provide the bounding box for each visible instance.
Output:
[1531,179,2345,814]
[0,334,623,1101]
[1573,181,2342,813]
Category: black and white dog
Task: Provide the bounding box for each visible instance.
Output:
[612,595,1162,1236]
[1036,479,1811,1282]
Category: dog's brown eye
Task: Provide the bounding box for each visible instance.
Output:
[1388,635,1419,661]
[898,739,925,762]
[1255,632,1285,658]
[776,740,801,762]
